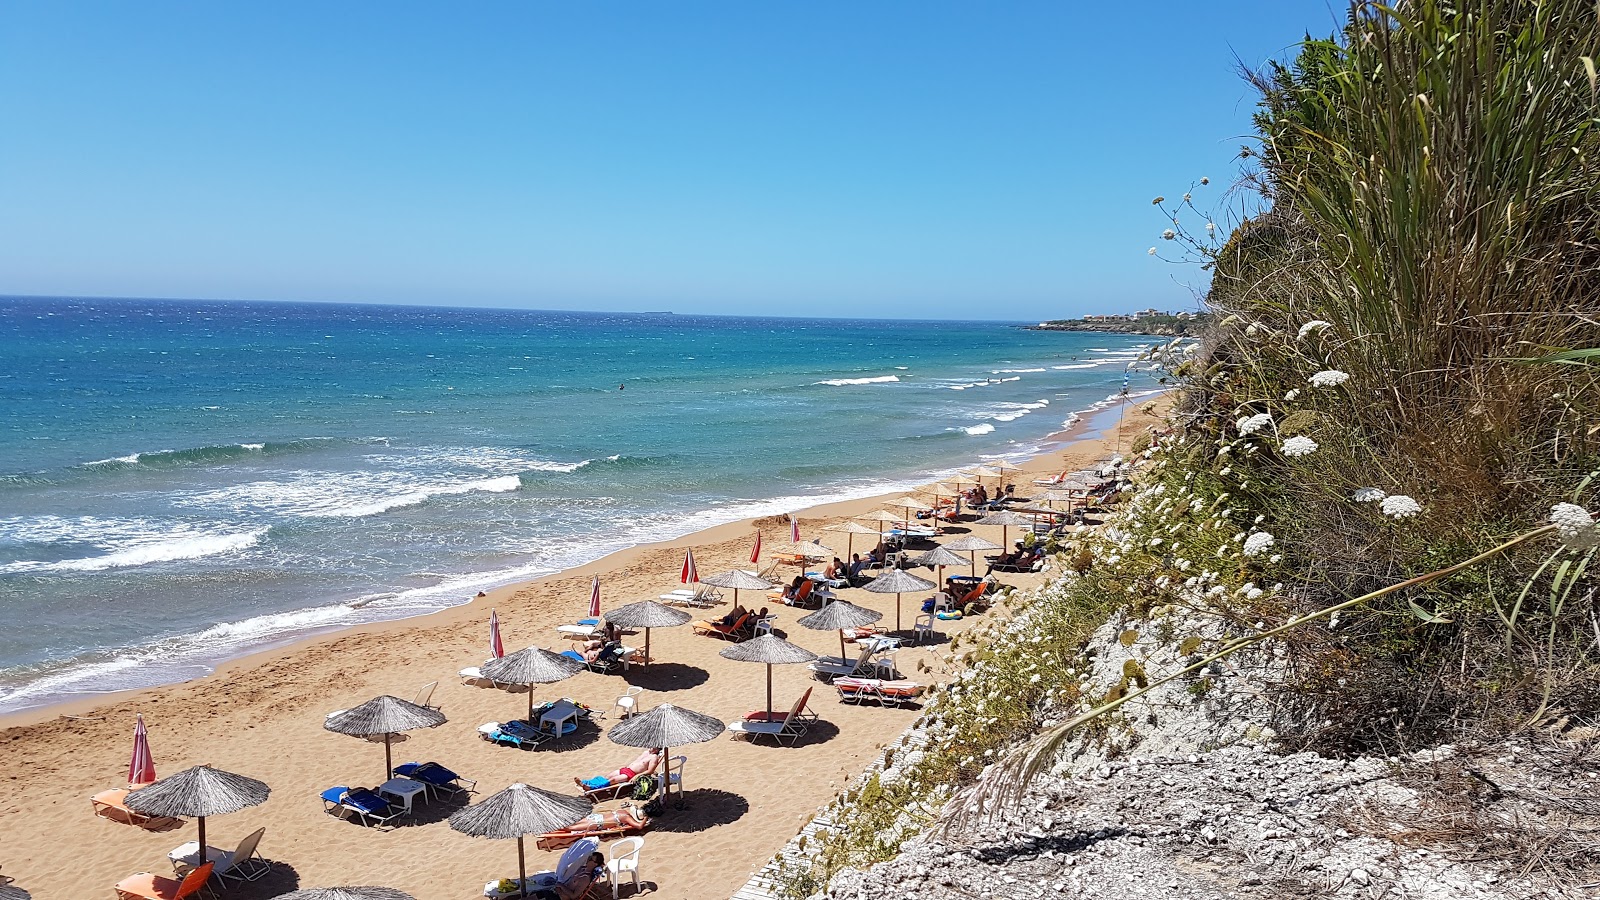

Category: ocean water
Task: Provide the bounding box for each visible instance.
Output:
[0,296,1158,712]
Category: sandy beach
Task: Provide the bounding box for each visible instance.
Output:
[0,405,1159,900]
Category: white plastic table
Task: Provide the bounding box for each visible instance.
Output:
[378,777,427,814]
[539,700,578,737]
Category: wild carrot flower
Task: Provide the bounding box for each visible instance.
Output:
[1200,176,1210,185]
[1148,247,1157,256]
[1242,532,1275,556]
[1353,487,1386,502]
[1237,412,1273,435]
[1206,222,1216,233]
[1550,503,1598,550]
[1297,320,1332,339]
[1162,229,1176,240]
[1309,370,1350,388]
[1284,389,1300,401]
[1381,495,1422,519]
[1282,436,1318,457]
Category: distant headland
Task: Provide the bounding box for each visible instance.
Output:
[1026,308,1209,336]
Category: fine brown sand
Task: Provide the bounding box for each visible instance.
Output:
[0,406,1160,900]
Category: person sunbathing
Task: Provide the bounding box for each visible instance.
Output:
[539,802,650,848]
[781,575,807,600]
[528,851,605,900]
[581,639,625,664]
[715,605,749,627]
[574,747,664,791]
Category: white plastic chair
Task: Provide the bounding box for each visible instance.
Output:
[912,612,938,644]
[753,614,776,637]
[606,835,644,898]
[614,686,643,720]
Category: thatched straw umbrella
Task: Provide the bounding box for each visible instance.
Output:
[862,568,936,632]
[911,545,967,598]
[798,600,883,658]
[276,883,416,890]
[325,695,448,781]
[776,539,833,561]
[719,635,818,720]
[0,884,31,900]
[854,509,903,551]
[481,647,585,724]
[607,703,724,806]
[942,534,1001,576]
[822,520,878,559]
[449,784,592,898]
[699,569,775,607]
[604,600,691,671]
[883,496,933,533]
[974,510,1034,550]
[126,765,270,866]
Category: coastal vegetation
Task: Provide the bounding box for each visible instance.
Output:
[783,1,1600,894]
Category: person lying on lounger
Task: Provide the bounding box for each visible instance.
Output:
[529,852,605,900]
[580,640,626,664]
[540,803,649,844]
[574,747,664,790]
[716,605,748,627]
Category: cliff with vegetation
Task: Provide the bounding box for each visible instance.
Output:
[1029,314,1210,337]
[772,3,1600,898]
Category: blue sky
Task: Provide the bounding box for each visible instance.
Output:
[0,2,1339,320]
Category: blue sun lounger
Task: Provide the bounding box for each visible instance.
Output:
[320,786,401,826]
[478,719,554,749]
[394,761,477,799]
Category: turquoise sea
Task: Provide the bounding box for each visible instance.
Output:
[0,296,1158,713]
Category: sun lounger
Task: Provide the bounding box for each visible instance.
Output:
[659,584,722,607]
[460,665,511,688]
[535,805,651,851]
[484,837,600,899]
[744,687,817,725]
[691,611,751,641]
[167,826,269,883]
[809,638,899,681]
[559,646,636,673]
[770,579,814,607]
[92,788,182,829]
[834,677,926,708]
[726,714,809,746]
[114,861,213,900]
[395,761,477,799]
[479,719,554,749]
[320,786,402,826]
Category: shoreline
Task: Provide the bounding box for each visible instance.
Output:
[0,389,1160,727]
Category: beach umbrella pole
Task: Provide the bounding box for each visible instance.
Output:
[644,627,651,671]
[896,592,902,632]
[517,835,528,898]
[766,663,774,720]
[839,629,847,658]
[385,734,394,781]
[528,687,536,724]
[197,815,208,865]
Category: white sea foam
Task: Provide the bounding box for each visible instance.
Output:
[365,446,590,474]
[177,471,523,519]
[991,367,1046,374]
[813,375,901,386]
[986,399,1051,422]
[84,453,147,466]
[962,423,997,435]
[0,517,269,574]
[1050,363,1099,370]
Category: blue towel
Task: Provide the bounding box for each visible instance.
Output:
[579,776,611,790]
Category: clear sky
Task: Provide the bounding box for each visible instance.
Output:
[0,2,1340,320]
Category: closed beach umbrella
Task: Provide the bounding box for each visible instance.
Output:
[720,634,818,720]
[943,534,1002,576]
[325,695,448,781]
[449,784,592,898]
[749,531,762,565]
[481,647,585,723]
[126,765,270,866]
[862,568,936,633]
[700,569,776,607]
[822,520,877,559]
[789,514,800,544]
[680,549,698,585]
[128,714,156,788]
[604,599,692,671]
[607,703,724,804]
[798,600,883,658]
[275,883,416,890]
[587,576,602,620]
[911,545,967,595]
[975,510,1034,550]
[490,610,505,659]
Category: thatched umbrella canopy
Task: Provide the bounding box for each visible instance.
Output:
[276,883,416,890]
[854,509,903,547]
[482,647,585,723]
[449,783,592,898]
[822,520,878,558]
[975,510,1034,549]
[700,569,776,606]
[0,885,31,900]
[798,600,883,657]
[776,539,833,560]
[719,634,818,720]
[325,695,448,781]
[608,702,724,805]
[126,765,270,866]
[911,545,967,598]
[862,569,936,632]
[942,534,1002,576]
[605,600,692,671]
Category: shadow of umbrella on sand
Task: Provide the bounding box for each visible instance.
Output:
[720,634,817,721]
[798,600,883,659]
[699,569,775,607]
[325,695,447,781]
[606,703,725,807]
[126,764,270,867]
[275,883,416,890]
[861,568,936,633]
[481,646,586,724]
[603,600,692,672]
[449,783,592,899]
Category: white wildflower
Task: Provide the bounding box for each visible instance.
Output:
[1284,389,1300,401]
[1182,193,1192,202]
[1353,487,1386,503]
[1381,495,1422,519]
[1148,247,1157,256]
[1242,532,1276,557]
[1281,435,1319,457]
[1297,320,1333,339]
[1162,229,1176,240]
[1237,412,1273,435]
[1550,503,1598,550]
[1309,369,1350,388]
[1205,222,1216,233]
[1245,587,1265,600]
[1200,176,1210,185]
